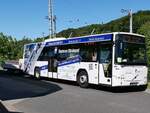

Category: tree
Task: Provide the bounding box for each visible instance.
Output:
[0,34,33,61]
[138,21,150,80]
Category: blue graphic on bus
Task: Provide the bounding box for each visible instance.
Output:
[45,34,112,47]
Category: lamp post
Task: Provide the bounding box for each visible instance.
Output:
[121,9,133,33]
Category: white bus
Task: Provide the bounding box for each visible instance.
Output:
[21,32,148,88]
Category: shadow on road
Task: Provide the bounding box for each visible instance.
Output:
[0,102,22,113]
[88,83,147,93]
[0,69,146,99]
[0,70,62,101]
[44,76,146,93]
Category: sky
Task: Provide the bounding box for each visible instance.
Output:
[0,0,150,40]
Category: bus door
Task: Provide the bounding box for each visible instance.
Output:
[99,45,112,85]
[48,48,58,78]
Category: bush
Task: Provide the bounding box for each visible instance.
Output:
[0,59,5,69]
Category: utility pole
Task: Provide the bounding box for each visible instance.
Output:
[48,0,54,39]
[121,9,133,33]
[129,9,133,33]
[53,15,57,38]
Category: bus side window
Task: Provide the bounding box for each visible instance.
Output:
[92,51,97,61]
[38,47,54,61]
[67,48,79,59]
[57,48,68,61]
[38,48,48,61]
[80,49,91,62]
[80,48,97,62]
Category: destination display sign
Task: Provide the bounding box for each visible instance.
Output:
[120,34,145,43]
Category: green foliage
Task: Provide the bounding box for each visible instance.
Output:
[148,82,150,89]
[16,37,33,59]
[138,22,150,63]
[0,33,32,60]
[138,22,150,80]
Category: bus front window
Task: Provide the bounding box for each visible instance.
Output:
[115,34,147,65]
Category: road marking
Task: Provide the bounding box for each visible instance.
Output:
[3,98,26,105]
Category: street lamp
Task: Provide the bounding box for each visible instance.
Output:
[121,9,133,33]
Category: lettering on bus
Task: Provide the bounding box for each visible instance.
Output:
[68,39,81,44]
[89,36,105,42]
[46,41,64,46]
[58,49,79,54]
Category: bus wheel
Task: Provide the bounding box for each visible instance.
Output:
[34,68,40,80]
[77,71,89,88]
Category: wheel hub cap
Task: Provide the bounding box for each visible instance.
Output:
[80,75,87,83]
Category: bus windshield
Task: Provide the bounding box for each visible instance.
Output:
[115,34,147,65]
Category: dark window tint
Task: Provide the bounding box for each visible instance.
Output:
[80,45,97,62]
[38,47,54,61]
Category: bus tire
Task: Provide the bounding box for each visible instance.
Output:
[34,67,40,80]
[77,71,89,88]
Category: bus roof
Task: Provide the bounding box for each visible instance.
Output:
[113,32,145,37]
[44,37,66,42]
[24,32,145,47]
[45,32,144,47]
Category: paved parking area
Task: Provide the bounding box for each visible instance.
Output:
[0,72,150,113]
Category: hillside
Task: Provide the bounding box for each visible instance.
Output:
[57,10,150,38]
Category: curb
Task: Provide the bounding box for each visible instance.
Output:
[0,100,9,112]
[0,99,20,112]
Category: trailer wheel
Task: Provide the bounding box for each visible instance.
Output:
[77,71,89,88]
[34,67,40,79]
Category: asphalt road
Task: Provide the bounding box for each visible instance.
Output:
[0,71,150,113]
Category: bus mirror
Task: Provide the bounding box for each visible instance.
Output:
[117,57,122,63]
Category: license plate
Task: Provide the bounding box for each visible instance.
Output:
[130,82,138,86]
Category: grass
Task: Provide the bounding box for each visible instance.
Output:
[148,82,150,89]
